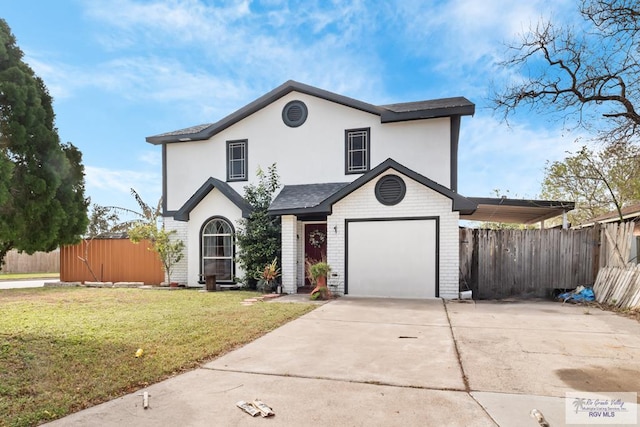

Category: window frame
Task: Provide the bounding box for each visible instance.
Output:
[226,139,248,182]
[344,128,370,174]
[200,217,235,283]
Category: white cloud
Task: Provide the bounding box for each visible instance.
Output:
[84,165,161,210]
[458,114,584,198]
[138,150,162,167]
[384,0,578,100]
[78,0,386,98]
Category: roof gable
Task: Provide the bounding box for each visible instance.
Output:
[268,158,477,216]
[146,80,475,145]
[174,177,252,221]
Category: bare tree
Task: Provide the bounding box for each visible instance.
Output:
[492,0,640,144]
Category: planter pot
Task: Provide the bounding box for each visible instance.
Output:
[310,275,331,299]
[316,275,327,288]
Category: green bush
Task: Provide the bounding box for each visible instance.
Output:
[236,164,281,289]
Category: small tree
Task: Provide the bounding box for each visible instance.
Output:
[113,189,184,285]
[236,164,281,289]
[129,224,184,285]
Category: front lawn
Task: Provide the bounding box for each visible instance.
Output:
[0,287,316,427]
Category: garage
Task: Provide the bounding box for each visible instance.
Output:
[346,217,438,298]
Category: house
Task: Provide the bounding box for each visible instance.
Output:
[146,80,570,299]
[576,203,640,232]
[575,203,640,264]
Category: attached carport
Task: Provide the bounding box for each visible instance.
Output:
[460,197,575,227]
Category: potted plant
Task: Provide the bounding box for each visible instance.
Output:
[306,259,332,300]
[255,258,281,293]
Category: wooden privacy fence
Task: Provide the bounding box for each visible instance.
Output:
[593,222,640,308]
[1,249,60,274]
[460,227,600,299]
[60,238,164,284]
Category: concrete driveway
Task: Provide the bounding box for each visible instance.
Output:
[46,298,640,426]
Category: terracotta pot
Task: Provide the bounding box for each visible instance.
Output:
[310,275,331,299]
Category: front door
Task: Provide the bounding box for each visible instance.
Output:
[304,223,327,286]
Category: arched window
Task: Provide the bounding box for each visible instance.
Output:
[201,217,234,281]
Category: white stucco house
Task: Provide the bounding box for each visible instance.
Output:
[146,80,481,299]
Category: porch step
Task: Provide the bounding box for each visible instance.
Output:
[296,285,314,294]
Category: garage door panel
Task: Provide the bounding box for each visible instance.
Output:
[347,219,436,298]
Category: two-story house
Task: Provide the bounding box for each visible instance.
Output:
[146,80,479,299]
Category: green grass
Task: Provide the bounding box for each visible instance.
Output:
[0,273,59,280]
[0,288,316,427]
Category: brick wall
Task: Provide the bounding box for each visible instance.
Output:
[328,170,460,299]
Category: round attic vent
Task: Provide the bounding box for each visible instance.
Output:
[375,175,406,206]
[282,100,308,127]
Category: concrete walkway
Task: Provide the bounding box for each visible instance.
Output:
[0,278,57,289]
[45,298,640,426]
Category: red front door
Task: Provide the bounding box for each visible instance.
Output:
[304,223,327,286]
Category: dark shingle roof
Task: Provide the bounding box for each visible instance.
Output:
[153,123,214,138]
[146,81,475,145]
[269,183,350,212]
[268,159,477,216]
[381,97,473,113]
[379,97,475,123]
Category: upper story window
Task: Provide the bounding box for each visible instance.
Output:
[345,128,370,174]
[227,139,247,181]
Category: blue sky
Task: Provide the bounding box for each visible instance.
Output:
[1,0,585,212]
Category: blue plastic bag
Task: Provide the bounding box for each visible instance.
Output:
[558,286,595,303]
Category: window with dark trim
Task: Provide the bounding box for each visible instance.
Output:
[201,217,235,282]
[227,139,247,181]
[345,128,370,174]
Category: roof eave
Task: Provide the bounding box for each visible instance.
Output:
[174,177,252,221]
[468,197,575,211]
[380,104,475,123]
[146,80,383,145]
[267,206,331,216]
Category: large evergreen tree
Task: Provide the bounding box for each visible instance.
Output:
[0,19,88,264]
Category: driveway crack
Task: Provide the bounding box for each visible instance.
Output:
[443,299,470,392]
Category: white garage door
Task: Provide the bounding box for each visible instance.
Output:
[347,219,437,298]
